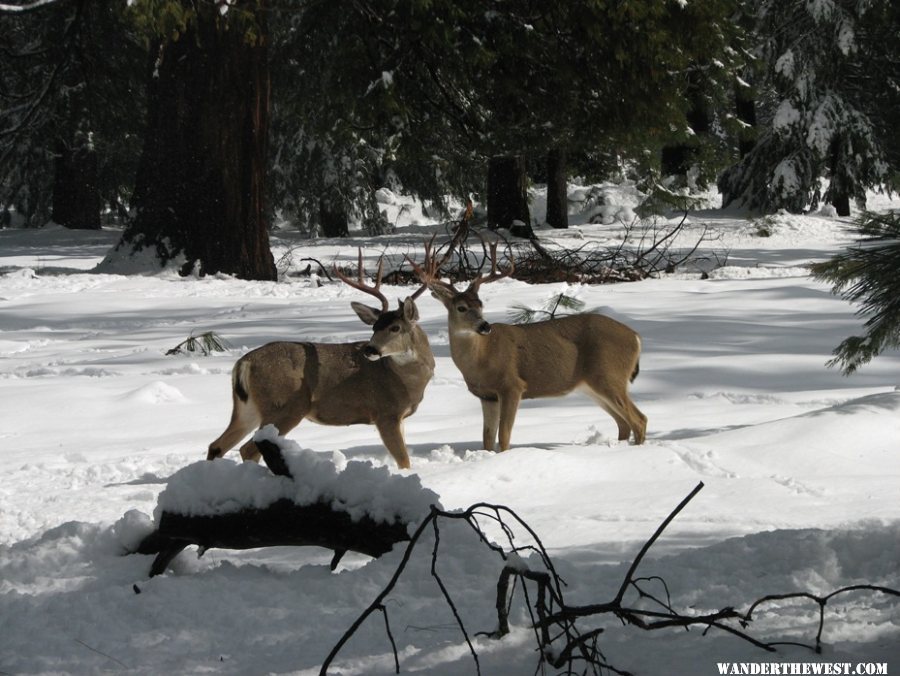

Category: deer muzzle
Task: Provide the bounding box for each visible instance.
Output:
[363,345,382,360]
[477,321,492,335]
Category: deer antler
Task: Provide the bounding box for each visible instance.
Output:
[468,238,513,292]
[407,234,457,297]
[333,249,390,312]
[406,201,476,297]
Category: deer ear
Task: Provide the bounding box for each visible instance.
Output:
[429,285,454,306]
[401,297,419,323]
[351,301,381,326]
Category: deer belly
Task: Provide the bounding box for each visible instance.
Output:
[466,382,499,401]
[306,404,373,426]
[523,382,575,399]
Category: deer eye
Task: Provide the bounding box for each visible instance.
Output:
[456,305,467,313]
[390,325,401,333]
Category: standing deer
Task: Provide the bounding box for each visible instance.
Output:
[411,241,646,451]
[207,252,434,469]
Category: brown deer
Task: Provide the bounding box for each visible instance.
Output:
[410,240,646,451]
[207,251,434,469]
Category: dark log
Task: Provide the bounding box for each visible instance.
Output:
[135,439,411,577]
[136,499,411,577]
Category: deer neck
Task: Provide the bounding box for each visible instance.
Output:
[448,329,490,374]
[385,329,434,377]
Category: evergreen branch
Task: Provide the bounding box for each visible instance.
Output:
[810,211,900,373]
[165,331,231,357]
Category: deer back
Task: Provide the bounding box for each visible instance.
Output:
[234,302,433,427]
[446,311,640,401]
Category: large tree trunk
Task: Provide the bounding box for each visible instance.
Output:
[125,1,276,280]
[52,136,100,230]
[487,155,531,232]
[545,147,568,229]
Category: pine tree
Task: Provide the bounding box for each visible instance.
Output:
[267,0,484,236]
[0,0,145,228]
[268,0,743,234]
[811,211,900,373]
[720,0,895,214]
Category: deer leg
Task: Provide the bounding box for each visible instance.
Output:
[627,400,648,444]
[481,399,500,451]
[497,392,522,452]
[587,388,646,444]
[239,407,309,463]
[610,393,647,444]
[208,396,260,460]
[375,417,411,469]
[606,406,633,441]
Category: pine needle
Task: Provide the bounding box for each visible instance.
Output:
[509,292,585,324]
[810,210,900,374]
[166,330,230,356]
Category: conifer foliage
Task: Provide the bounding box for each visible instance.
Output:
[811,211,900,374]
[0,0,144,228]
[720,0,896,214]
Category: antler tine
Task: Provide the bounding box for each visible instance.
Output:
[407,236,433,301]
[333,248,390,312]
[469,237,514,292]
[407,234,457,298]
[406,201,479,298]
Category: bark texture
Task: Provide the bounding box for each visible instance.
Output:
[128,1,276,279]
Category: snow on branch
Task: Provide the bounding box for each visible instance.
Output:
[133,432,439,577]
[0,0,59,12]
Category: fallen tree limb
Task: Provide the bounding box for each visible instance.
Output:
[134,439,412,577]
[135,499,411,577]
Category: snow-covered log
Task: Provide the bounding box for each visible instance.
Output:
[134,432,440,577]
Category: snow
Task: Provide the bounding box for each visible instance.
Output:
[156,428,440,527]
[0,188,898,674]
[773,99,801,132]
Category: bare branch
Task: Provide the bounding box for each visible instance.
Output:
[325,484,899,675]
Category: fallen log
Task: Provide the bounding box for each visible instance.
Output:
[134,438,419,577]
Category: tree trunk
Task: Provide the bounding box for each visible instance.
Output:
[487,155,530,232]
[319,196,349,238]
[52,136,101,230]
[545,147,568,229]
[828,134,852,217]
[125,1,276,280]
[735,80,757,159]
[830,192,851,217]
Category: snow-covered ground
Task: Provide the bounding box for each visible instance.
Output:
[1,187,898,675]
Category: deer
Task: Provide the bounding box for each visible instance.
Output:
[410,238,647,452]
[207,251,434,469]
